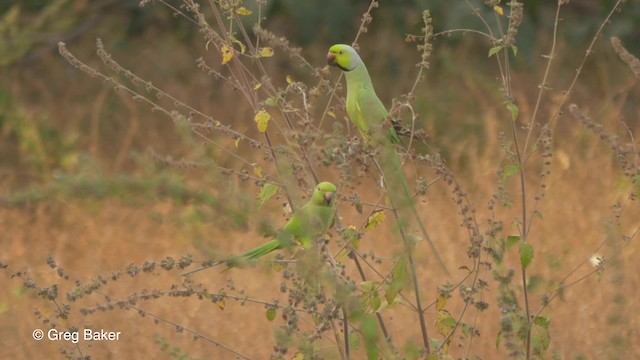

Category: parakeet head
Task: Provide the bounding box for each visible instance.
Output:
[313,181,337,206]
[327,44,361,72]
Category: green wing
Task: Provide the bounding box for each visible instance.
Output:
[354,86,400,144]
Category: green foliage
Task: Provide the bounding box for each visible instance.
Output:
[2,0,639,359]
[265,307,277,321]
[257,182,279,208]
[519,243,534,270]
[0,89,79,180]
[154,334,203,360]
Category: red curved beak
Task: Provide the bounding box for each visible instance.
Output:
[327,52,336,66]
[323,192,333,206]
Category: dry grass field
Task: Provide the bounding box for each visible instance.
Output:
[1,1,639,359]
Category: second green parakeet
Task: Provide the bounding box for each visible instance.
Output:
[182,182,337,275]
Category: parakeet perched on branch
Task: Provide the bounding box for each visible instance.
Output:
[327,44,402,144]
[182,182,337,276]
[327,44,449,275]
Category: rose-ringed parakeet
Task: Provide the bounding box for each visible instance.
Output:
[327,44,449,275]
[327,44,402,144]
[181,182,337,276]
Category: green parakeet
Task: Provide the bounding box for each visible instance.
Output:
[327,44,449,275]
[182,182,337,276]
[327,44,401,144]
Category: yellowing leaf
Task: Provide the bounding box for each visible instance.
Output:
[286,75,294,84]
[336,226,360,262]
[272,262,282,272]
[257,47,274,57]
[235,6,253,15]
[327,111,336,118]
[292,353,304,360]
[436,294,448,311]
[494,5,504,16]
[364,210,386,232]
[221,45,233,64]
[216,299,225,310]
[254,110,271,133]
[253,165,264,178]
[229,36,246,54]
[234,138,240,148]
[436,309,456,338]
[253,82,261,90]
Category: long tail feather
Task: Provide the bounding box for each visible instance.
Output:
[180,259,223,276]
[180,239,282,276]
[231,239,281,263]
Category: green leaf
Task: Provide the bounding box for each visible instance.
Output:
[265,97,278,107]
[257,183,279,208]
[390,258,407,289]
[266,308,277,321]
[527,274,545,292]
[349,330,360,350]
[511,45,518,56]
[384,286,396,306]
[532,316,550,355]
[361,315,379,360]
[534,316,550,328]
[519,242,534,270]
[502,164,521,179]
[488,45,503,57]
[506,235,521,249]
[533,210,543,219]
[381,258,408,306]
[506,101,519,121]
[371,292,382,311]
[360,280,376,292]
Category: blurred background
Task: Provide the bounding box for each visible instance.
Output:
[1,0,639,359]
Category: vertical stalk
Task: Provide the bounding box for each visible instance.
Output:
[342,307,350,359]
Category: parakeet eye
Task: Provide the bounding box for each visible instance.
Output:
[339,50,343,55]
